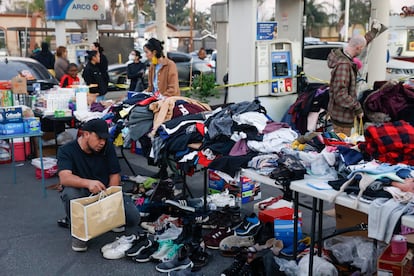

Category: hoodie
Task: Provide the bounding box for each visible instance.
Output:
[33,42,55,69]
[327,48,363,127]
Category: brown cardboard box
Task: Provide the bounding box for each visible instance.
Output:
[11,76,28,94]
[335,204,368,237]
[377,245,413,276]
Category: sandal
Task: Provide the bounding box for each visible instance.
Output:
[57,217,70,229]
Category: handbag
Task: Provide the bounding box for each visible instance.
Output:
[348,117,365,144]
[70,186,125,241]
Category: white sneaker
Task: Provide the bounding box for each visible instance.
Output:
[141,214,179,234]
[155,223,183,241]
[102,235,137,260]
[207,189,236,207]
[101,234,136,254]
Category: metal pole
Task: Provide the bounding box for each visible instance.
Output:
[344,0,350,41]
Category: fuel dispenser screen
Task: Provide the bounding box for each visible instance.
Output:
[272,62,289,77]
[270,51,293,93]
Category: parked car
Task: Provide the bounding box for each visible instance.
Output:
[107,51,214,91]
[0,56,58,93]
[303,41,414,83]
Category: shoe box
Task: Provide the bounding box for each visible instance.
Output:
[253,197,292,213]
[377,245,413,276]
[258,207,302,223]
[208,169,261,204]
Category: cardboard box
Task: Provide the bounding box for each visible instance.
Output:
[335,204,368,237]
[11,76,27,94]
[377,245,413,276]
[258,207,302,223]
[2,122,24,135]
[208,169,261,205]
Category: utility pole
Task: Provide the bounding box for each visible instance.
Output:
[189,0,193,52]
[155,0,167,49]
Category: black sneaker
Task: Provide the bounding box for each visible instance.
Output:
[132,240,159,263]
[220,252,247,276]
[125,234,152,257]
[57,217,70,229]
[189,243,210,271]
[150,178,175,202]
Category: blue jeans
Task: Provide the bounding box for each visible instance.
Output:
[60,186,141,235]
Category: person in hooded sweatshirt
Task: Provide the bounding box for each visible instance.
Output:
[33,42,55,70]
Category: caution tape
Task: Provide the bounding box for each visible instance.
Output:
[180,73,307,92]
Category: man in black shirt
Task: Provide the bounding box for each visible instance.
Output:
[57,119,141,252]
[127,50,147,91]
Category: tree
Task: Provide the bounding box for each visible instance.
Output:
[305,0,329,37]
[338,0,371,27]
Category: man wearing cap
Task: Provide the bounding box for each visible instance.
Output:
[57,119,141,252]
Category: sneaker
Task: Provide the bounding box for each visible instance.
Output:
[235,213,261,236]
[151,240,175,261]
[111,226,125,233]
[133,241,159,263]
[103,235,137,259]
[156,246,193,273]
[160,243,184,263]
[207,189,236,208]
[165,199,199,212]
[168,267,203,276]
[141,214,179,234]
[220,252,247,276]
[155,223,183,241]
[125,234,152,257]
[57,217,69,229]
[219,236,255,252]
[238,262,253,276]
[204,227,234,249]
[72,237,87,252]
[189,243,210,271]
[101,234,137,254]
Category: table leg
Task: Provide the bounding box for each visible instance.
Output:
[10,139,16,184]
[39,137,46,197]
[293,191,299,259]
[318,199,324,256]
[308,197,318,276]
[203,168,208,212]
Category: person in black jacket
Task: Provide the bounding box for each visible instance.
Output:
[82,50,108,102]
[91,42,109,84]
[127,50,147,91]
[33,42,55,70]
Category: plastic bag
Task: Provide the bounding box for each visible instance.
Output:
[298,254,338,276]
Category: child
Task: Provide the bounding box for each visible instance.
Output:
[59,63,80,88]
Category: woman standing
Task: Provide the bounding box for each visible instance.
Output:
[143,38,180,98]
[127,50,147,92]
[91,42,109,84]
[54,46,69,81]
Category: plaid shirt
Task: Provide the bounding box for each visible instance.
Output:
[327,49,363,127]
[363,120,414,165]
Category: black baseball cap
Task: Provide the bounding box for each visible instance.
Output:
[81,119,110,139]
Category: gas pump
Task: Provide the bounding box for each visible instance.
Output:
[256,39,301,96]
[67,43,90,67]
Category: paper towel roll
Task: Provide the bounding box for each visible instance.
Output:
[76,89,88,112]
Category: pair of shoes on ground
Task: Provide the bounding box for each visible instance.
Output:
[101,234,151,259]
[155,245,193,273]
[141,214,180,234]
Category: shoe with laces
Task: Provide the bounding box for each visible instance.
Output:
[204,227,234,249]
[235,213,261,236]
[155,223,183,241]
[133,240,159,263]
[71,237,87,252]
[219,235,255,252]
[103,235,137,260]
[125,234,152,257]
[165,199,202,212]
[168,266,203,275]
[238,262,253,276]
[189,243,210,271]
[141,214,179,234]
[207,189,236,208]
[151,240,175,261]
[156,245,193,273]
[160,243,184,263]
[101,234,136,254]
[220,252,247,276]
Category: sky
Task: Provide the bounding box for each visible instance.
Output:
[192,0,413,15]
